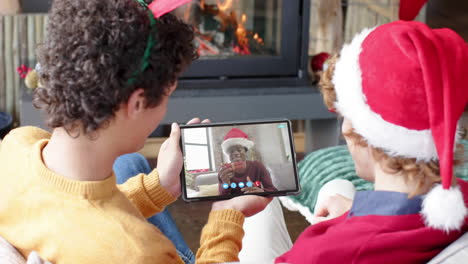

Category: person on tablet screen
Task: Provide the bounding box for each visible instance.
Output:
[218,128,278,195]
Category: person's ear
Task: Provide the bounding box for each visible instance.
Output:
[168,81,178,94]
[126,88,146,119]
[367,145,376,162]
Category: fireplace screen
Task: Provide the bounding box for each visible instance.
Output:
[173,0,304,79]
[175,0,282,58]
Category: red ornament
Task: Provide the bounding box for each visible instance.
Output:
[310,52,330,72]
[16,65,32,79]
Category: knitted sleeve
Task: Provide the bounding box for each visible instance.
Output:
[196,209,245,264]
[117,170,176,218]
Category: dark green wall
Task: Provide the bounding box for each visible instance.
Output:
[21,0,52,13]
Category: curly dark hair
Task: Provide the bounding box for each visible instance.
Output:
[34,0,197,136]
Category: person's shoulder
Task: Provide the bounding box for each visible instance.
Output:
[457,178,468,200]
[458,178,468,186]
[249,160,266,168]
[1,126,50,150]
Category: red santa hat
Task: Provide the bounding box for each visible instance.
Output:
[221,128,254,155]
[399,0,428,21]
[311,52,331,72]
[333,21,468,231]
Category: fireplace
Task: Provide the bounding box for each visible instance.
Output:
[173,0,310,88]
[21,0,339,151]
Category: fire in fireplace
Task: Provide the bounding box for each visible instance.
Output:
[173,0,309,86]
[177,0,280,58]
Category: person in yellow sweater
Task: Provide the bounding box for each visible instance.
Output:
[0,0,271,263]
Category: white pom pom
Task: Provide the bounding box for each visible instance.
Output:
[421,184,467,232]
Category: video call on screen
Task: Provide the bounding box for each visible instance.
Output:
[181,122,297,198]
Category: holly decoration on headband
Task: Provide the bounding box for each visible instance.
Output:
[16,64,40,89]
[128,0,193,85]
[16,65,32,79]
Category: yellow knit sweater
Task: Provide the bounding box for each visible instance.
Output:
[0,127,244,264]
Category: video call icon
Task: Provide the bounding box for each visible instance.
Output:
[230,182,237,189]
[246,181,253,188]
[238,182,245,188]
[222,183,229,189]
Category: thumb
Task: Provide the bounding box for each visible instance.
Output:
[314,205,329,217]
[247,176,252,182]
[169,123,180,143]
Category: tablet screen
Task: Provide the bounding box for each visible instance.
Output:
[180,120,299,201]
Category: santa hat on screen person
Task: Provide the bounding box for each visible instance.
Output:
[221,128,254,155]
[332,20,468,231]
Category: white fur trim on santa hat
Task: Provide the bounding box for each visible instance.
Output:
[221,137,254,155]
[333,27,438,162]
[279,196,316,225]
[421,184,467,232]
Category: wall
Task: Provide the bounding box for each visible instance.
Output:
[0,14,48,124]
[253,123,288,165]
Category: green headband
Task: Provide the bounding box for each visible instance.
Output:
[127,0,157,85]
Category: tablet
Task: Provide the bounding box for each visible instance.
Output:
[180,119,300,202]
